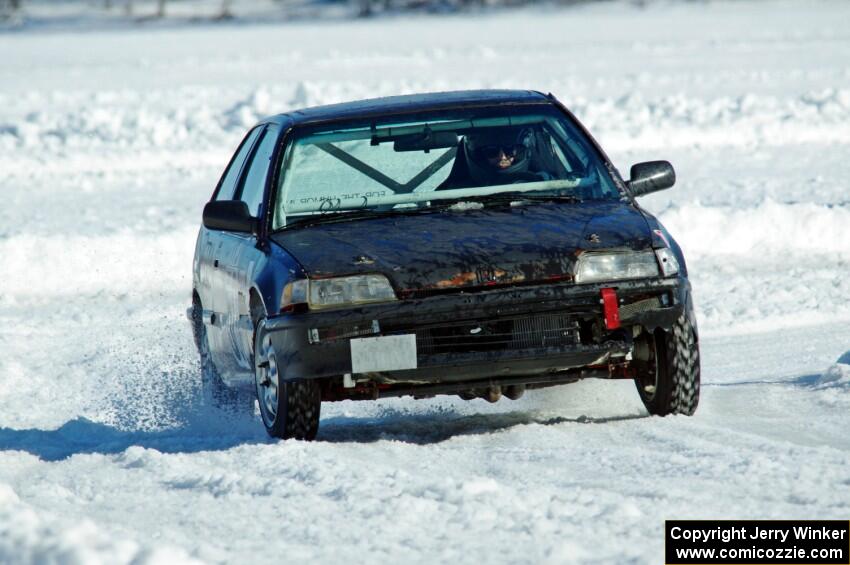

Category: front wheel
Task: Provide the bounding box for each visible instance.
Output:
[634,313,700,416]
[254,328,321,440]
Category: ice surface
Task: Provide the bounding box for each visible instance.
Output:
[2,1,850,563]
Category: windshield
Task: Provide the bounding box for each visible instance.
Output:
[273,106,621,230]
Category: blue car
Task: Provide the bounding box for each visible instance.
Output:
[190,90,700,440]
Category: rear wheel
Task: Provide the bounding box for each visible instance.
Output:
[634,313,700,416]
[254,325,321,440]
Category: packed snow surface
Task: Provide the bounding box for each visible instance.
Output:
[2,1,850,563]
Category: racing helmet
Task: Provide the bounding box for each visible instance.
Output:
[463,127,534,183]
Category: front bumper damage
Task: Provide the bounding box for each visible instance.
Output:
[257,276,690,398]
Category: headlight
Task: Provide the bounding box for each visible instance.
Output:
[309,274,397,309]
[281,275,397,312]
[654,248,680,277]
[574,251,659,284]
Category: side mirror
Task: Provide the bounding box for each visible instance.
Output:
[203,200,257,233]
[627,161,676,197]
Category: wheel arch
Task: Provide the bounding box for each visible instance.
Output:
[249,286,267,324]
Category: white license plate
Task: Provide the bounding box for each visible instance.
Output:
[350,334,417,373]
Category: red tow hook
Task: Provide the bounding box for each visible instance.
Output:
[600,288,620,330]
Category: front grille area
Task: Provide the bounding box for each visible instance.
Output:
[308,320,381,344]
[398,276,573,300]
[619,296,662,320]
[413,313,580,356]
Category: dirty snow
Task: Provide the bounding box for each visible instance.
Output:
[2,1,850,563]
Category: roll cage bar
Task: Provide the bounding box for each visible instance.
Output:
[316,143,457,194]
[304,115,551,196]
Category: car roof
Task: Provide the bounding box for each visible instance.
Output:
[266,89,552,127]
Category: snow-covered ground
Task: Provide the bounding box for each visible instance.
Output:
[2,1,850,563]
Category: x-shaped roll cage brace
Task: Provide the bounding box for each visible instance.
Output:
[307,116,539,194]
[304,115,568,197]
[315,142,457,195]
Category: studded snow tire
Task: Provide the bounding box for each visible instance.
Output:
[635,312,700,416]
[258,377,321,440]
[281,380,321,440]
[254,321,321,440]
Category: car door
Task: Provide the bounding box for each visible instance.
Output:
[201,126,263,374]
[216,124,280,383]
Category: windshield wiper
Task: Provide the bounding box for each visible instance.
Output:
[278,193,583,231]
[281,205,439,230]
[467,192,583,205]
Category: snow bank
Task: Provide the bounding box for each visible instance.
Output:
[0,88,224,150]
[669,200,850,335]
[0,228,196,302]
[2,86,849,165]
[574,89,850,150]
[659,199,850,259]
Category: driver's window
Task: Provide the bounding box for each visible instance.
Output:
[215,127,262,201]
[237,125,279,217]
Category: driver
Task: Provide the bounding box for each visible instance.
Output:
[438,127,544,189]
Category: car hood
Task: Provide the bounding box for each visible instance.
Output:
[271,201,653,294]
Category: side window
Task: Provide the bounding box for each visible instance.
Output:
[215,127,262,201]
[236,125,279,217]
